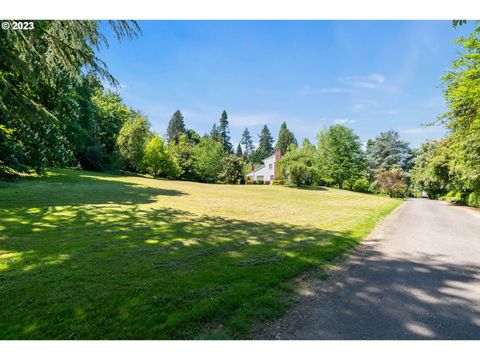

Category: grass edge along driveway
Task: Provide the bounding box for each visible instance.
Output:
[0,169,402,339]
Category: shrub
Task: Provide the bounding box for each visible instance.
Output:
[255,180,264,185]
[264,180,271,185]
[467,191,480,208]
[374,169,408,198]
[271,179,284,185]
[444,191,468,205]
[351,178,371,193]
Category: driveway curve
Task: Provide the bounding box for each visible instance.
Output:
[255,198,480,339]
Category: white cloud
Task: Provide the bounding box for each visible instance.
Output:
[319,87,352,93]
[333,118,357,125]
[400,126,442,135]
[340,73,386,89]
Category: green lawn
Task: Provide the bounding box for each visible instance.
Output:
[0,169,401,339]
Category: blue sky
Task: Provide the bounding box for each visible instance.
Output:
[98,20,473,148]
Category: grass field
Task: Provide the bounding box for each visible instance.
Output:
[0,169,401,339]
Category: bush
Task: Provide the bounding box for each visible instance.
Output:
[351,178,371,193]
[467,191,480,208]
[444,191,468,204]
[374,169,408,198]
[255,180,264,185]
[271,179,284,185]
[264,180,271,185]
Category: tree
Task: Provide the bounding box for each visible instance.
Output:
[365,130,414,178]
[210,123,222,143]
[280,140,318,186]
[0,20,140,177]
[219,155,244,184]
[316,125,365,189]
[192,137,225,183]
[275,121,297,155]
[411,139,452,198]
[169,134,197,181]
[218,110,233,153]
[374,166,408,198]
[167,110,186,144]
[236,143,243,157]
[240,127,255,159]
[116,115,151,173]
[143,135,180,178]
[252,125,274,163]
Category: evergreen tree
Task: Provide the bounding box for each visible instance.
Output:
[236,143,243,157]
[252,125,274,162]
[166,110,186,144]
[275,121,297,155]
[210,123,222,143]
[240,128,255,159]
[218,110,233,153]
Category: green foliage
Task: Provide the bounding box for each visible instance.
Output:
[219,155,244,184]
[271,179,285,185]
[251,125,274,163]
[169,134,197,181]
[240,127,255,160]
[192,136,225,183]
[167,110,186,145]
[350,178,371,193]
[143,135,180,179]
[235,143,243,157]
[412,22,480,206]
[467,191,480,207]
[116,115,151,173]
[275,121,297,155]
[316,125,365,189]
[0,21,139,177]
[411,139,451,198]
[366,130,414,179]
[218,110,233,153]
[280,142,318,186]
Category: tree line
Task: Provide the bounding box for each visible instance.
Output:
[410,21,480,208]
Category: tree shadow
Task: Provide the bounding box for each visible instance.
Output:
[255,238,480,340]
[0,169,186,209]
[0,202,361,339]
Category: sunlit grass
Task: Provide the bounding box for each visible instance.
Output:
[0,168,401,339]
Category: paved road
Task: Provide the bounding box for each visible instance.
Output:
[255,199,480,339]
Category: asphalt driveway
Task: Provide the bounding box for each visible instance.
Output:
[255,199,480,339]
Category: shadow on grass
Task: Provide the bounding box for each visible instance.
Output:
[255,239,480,340]
[0,169,186,209]
[0,196,361,339]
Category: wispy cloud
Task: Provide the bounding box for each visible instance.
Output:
[333,118,356,125]
[319,87,353,93]
[400,126,443,135]
[340,73,386,89]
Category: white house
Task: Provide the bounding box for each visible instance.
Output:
[246,149,281,183]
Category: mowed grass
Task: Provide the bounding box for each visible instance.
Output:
[0,169,401,339]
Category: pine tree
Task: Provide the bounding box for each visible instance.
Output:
[210,123,222,143]
[236,143,243,157]
[252,125,274,162]
[167,110,186,144]
[240,127,255,158]
[275,121,297,155]
[218,110,233,153]
[258,125,274,155]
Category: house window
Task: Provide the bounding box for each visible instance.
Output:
[257,175,264,181]
[269,163,273,170]
[270,175,274,180]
